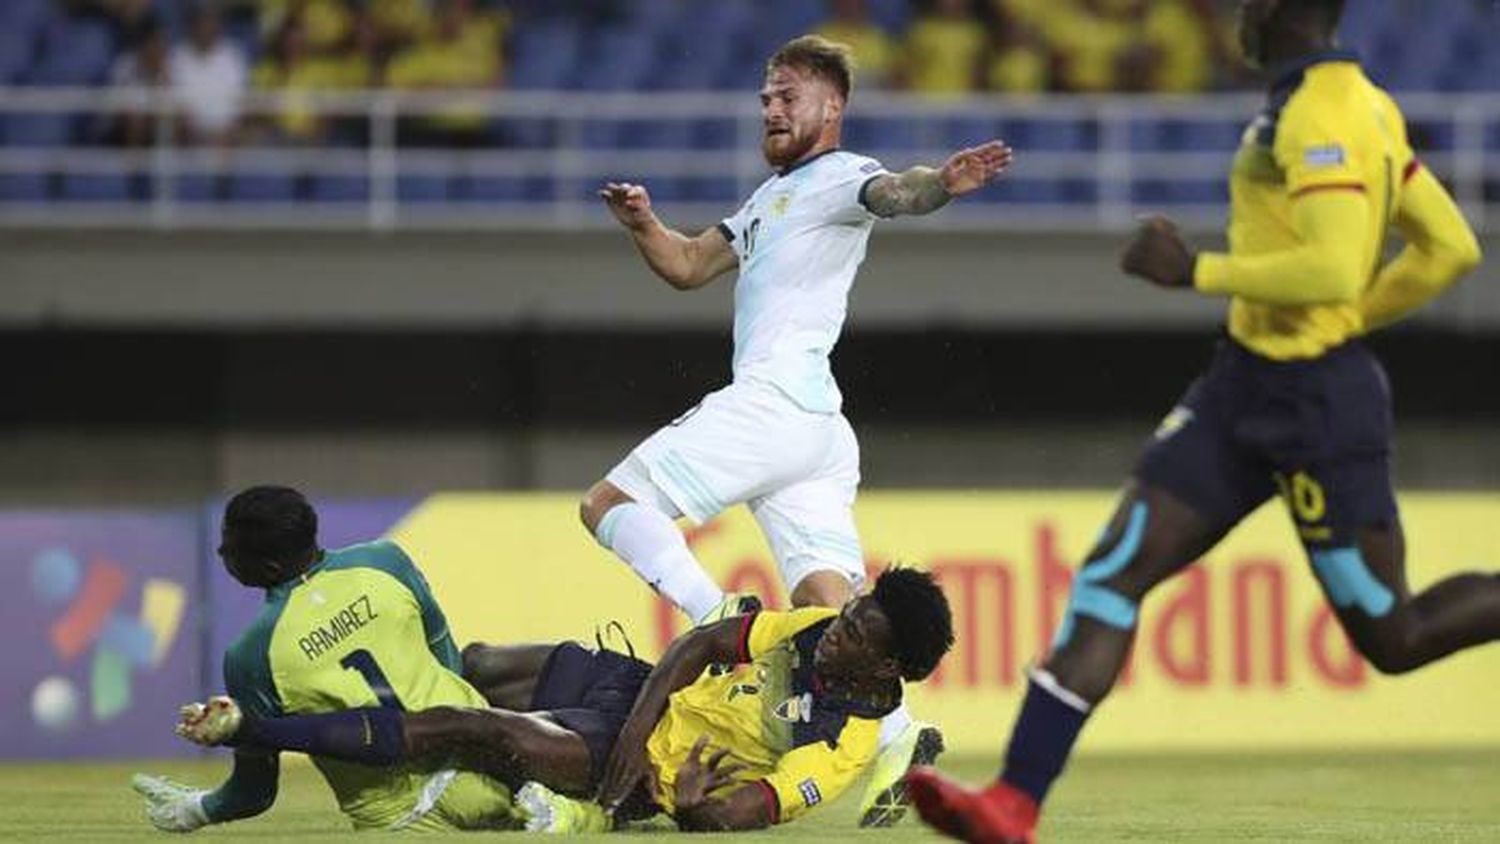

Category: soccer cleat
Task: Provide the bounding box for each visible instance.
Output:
[174,695,243,747]
[857,721,946,827]
[697,592,763,627]
[517,781,611,834]
[905,767,1039,844]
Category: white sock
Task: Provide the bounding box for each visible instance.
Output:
[596,502,724,622]
[876,703,915,752]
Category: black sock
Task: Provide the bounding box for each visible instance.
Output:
[998,673,1090,805]
[236,707,406,766]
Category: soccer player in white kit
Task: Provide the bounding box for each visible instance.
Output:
[581,35,1013,827]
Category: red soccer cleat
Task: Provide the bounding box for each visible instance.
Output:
[905,767,1039,844]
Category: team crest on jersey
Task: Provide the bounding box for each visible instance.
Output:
[798,778,822,807]
[770,193,793,218]
[1304,144,1346,168]
[1153,406,1195,441]
[774,692,814,723]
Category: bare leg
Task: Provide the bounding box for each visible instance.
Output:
[1319,521,1500,675]
[789,570,855,608]
[403,707,595,796]
[1045,482,1230,702]
[461,643,558,710]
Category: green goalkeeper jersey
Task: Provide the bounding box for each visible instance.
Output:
[222,540,515,830]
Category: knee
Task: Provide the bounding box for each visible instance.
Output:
[580,481,632,536]
[1353,626,1422,676]
[460,642,489,683]
[789,571,854,608]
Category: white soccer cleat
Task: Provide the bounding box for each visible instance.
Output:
[517,781,611,833]
[858,721,946,828]
[695,592,763,627]
[130,773,211,832]
[174,695,243,747]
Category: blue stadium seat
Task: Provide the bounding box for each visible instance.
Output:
[866,0,913,33]
[172,173,220,202]
[0,173,50,202]
[681,176,738,203]
[0,0,52,35]
[456,175,553,203]
[229,173,299,202]
[616,121,693,150]
[694,119,739,150]
[309,175,369,202]
[0,28,36,83]
[489,118,556,149]
[574,25,658,91]
[509,20,583,89]
[60,173,135,201]
[984,178,1062,205]
[1010,118,1094,153]
[944,117,1002,149]
[35,16,116,86]
[397,174,450,203]
[2,114,74,146]
[842,116,921,154]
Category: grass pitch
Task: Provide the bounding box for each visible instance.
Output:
[2,751,1498,842]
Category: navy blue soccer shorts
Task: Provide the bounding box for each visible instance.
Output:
[528,642,653,786]
[1136,337,1399,550]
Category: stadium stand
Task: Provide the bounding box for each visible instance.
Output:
[0,0,1495,219]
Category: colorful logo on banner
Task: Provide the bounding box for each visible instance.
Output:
[30,547,186,732]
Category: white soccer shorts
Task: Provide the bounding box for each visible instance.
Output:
[605,377,865,593]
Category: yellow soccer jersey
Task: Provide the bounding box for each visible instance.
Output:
[645,608,894,823]
[1210,50,1416,360]
[224,541,514,830]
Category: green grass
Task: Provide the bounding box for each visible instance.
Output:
[3,751,1499,842]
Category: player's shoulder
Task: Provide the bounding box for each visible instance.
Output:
[826,150,887,180]
[752,605,839,641]
[323,539,416,576]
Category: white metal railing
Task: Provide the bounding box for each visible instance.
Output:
[0,87,1494,232]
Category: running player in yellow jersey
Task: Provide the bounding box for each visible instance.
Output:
[131,486,523,832]
[910,1,1489,842]
[174,566,953,832]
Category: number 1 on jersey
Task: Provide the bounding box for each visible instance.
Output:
[340,649,404,710]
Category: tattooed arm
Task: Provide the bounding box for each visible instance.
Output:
[862,140,1013,218]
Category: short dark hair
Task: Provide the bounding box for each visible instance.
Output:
[871,567,954,681]
[767,35,854,102]
[1288,0,1345,28]
[220,486,318,584]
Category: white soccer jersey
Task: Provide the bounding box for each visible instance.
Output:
[718,149,887,414]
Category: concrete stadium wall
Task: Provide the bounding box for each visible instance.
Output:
[4,229,1500,329]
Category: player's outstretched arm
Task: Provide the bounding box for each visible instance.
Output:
[599,182,737,290]
[862,140,1013,218]
[1361,164,1483,330]
[131,749,279,832]
[595,618,744,812]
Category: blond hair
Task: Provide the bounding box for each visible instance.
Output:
[767,35,855,101]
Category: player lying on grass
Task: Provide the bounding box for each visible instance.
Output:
[172,565,954,832]
[131,486,528,832]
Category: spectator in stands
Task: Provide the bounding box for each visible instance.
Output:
[105,21,170,147]
[385,0,506,147]
[901,0,989,98]
[369,0,435,59]
[983,3,1049,93]
[248,15,374,145]
[169,5,249,146]
[815,0,898,90]
[261,0,358,55]
[1043,0,1216,94]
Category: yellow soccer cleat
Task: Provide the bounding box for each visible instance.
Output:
[517,781,611,834]
[174,695,243,747]
[857,721,945,828]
